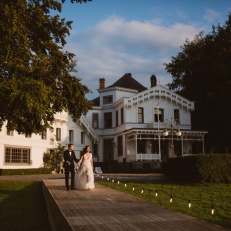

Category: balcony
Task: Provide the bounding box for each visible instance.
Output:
[53,112,68,125]
[126,154,160,162]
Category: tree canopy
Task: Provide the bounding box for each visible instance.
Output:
[0,0,93,135]
[164,13,231,153]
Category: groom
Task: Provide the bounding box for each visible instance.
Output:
[63,143,78,191]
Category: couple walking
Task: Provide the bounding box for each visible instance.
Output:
[63,144,95,191]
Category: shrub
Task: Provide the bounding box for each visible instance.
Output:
[43,143,65,171]
[166,154,231,183]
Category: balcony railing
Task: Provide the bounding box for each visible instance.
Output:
[126,154,160,162]
[79,115,100,142]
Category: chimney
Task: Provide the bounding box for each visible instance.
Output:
[99,78,105,89]
[150,75,157,88]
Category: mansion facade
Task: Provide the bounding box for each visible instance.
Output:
[0,73,207,170]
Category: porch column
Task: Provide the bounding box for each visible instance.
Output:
[122,134,126,160]
[158,134,161,161]
[202,136,205,154]
[125,135,127,161]
[135,134,137,160]
[181,135,184,156]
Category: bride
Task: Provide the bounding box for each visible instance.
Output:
[74,145,95,190]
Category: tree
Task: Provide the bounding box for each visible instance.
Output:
[164,13,231,153]
[0,0,93,135]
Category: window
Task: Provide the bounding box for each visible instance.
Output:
[56,128,61,141]
[117,136,123,156]
[81,132,85,144]
[154,108,163,122]
[104,112,112,128]
[121,107,124,124]
[137,139,145,153]
[92,113,98,128]
[116,110,118,126]
[174,109,180,122]
[93,143,98,157]
[50,138,54,145]
[69,130,74,143]
[103,95,113,104]
[5,147,30,164]
[41,129,47,140]
[138,107,144,123]
[103,139,113,161]
[151,140,159,154]
[7,129,13,136]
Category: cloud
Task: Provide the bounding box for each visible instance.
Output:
[65,16,201,100]
[176,10,187,20]
[203,9,220,23]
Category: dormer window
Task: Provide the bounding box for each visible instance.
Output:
[103,95,113,104]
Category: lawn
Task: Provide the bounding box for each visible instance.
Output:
[0,181,51,231]
[96,177,231,230]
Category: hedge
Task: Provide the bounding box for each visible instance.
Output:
[166,154,231,183]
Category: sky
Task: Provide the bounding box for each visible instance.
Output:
[58,0,231,100]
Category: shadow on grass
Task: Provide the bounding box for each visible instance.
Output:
[0,181,51,231]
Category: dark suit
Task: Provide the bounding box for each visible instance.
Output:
[63,149,78,190]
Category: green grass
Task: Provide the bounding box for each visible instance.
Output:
[97,179,231,230]
[0,181,51,231]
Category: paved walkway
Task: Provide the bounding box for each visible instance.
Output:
[0,173,164,181]
[1,174,229,231]
[42,178,228,231]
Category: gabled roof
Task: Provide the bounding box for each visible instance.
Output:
[107,73,147,92]
[124,85,195,111]
[92,97,100,106]
[91,73,147,106]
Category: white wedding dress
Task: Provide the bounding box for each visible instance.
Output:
[74,153,95,190]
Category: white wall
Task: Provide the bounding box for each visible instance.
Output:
[0,112,93,169]
[98,87,137,105]
[124,97,191,128]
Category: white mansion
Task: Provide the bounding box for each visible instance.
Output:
[0,73,207,170]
